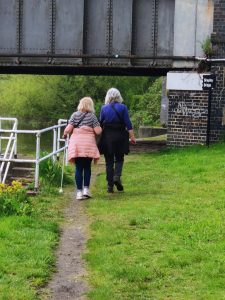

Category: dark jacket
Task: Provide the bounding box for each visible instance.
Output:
[99,102,131,155]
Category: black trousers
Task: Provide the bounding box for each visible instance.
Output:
[104,153,124,187]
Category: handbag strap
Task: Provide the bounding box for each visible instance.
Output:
[74,112,88,128]
[111,103,123,124]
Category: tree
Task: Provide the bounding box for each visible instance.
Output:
[130,77,163,130]
[0,75,161,130]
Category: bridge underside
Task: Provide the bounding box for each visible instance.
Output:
[0,0,213,74]
[0,65,183,76]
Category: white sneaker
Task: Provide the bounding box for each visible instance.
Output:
[83,187,92,198]
[76,190,83,200]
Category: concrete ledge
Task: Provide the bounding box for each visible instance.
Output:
[130,140,167,153]
[138,126,167,138]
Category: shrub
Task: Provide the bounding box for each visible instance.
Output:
[130,78,163,131]
[39,152,73,187]
[0,181,32,216]
[201,36,213,58]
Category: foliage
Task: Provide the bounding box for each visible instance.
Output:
[0,75,153,129]
[130,77,163,130]
[197,59,211,73]
[201,36,213,58]
[39,152,73,187]
[86,144,225,299]
[197,36,213,73]
[0,181,32,215]
[0,183,69,299]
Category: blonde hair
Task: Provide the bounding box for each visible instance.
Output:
[77,97,95,112]
[105,88,123,104]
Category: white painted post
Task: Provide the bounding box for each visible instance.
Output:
[0,119,2,157]
[57,120,61,161]
[14,119,18,158]
[35,133,41,191]
[2,141,16,184]
[53,128,57,162]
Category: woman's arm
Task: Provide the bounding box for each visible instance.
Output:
[122,106,136,144]
[63,124,74,139]
[123,105,133,130]
[99,107,105,126]
[92,113,103,135]
[94,126,102,135]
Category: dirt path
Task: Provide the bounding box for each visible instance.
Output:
[44,163,104,300]
[46,190,90,300]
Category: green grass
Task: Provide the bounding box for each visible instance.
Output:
[0,187,69,300]
[86,144,225,300]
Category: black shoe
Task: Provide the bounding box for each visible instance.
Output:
[107,186,114,193]
[114,179,124,191]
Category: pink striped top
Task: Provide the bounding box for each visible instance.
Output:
[68,126,100,163]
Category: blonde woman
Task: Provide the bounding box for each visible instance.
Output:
[99,88,136,193]
[63,97,102,200]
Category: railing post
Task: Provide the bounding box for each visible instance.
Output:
[2,140,16,184]
[34,132,41,191]
[0,119,2,157]
[14,119,18,158]
[53,128,57,162]
[57,120,61,161]
[0,119,17,184]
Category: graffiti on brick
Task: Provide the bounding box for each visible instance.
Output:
[171,102,208,119]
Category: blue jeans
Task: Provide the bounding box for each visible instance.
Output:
[74,157,93,190]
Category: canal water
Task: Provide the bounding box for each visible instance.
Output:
[0,118,62,157]
[1,131,53,158]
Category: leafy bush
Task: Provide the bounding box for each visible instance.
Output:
[0,181,32,216]
[39,152,73,186]
[130,77,163,130]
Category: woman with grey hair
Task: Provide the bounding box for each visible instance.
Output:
[99,88,136,193]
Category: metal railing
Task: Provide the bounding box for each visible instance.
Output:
[0,118,68,190]
[0,117,18,184]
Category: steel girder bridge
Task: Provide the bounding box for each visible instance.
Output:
[0,0,214,75]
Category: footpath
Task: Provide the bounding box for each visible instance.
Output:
[45,141,165,299]
[45,162,104,300]
[47,189,90,300]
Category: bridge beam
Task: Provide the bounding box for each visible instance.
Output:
[0,0,213,72]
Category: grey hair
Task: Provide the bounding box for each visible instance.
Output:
[105,88,123,104]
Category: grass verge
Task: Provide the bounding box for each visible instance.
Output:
[85,143,225,300]
[0,186,69,300]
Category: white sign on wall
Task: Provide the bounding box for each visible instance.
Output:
[166,72,210,91]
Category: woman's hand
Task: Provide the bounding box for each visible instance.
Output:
[94,126,102,135]
[63,124,74,139]
[130,136,136,145]
[128,129,136,144]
